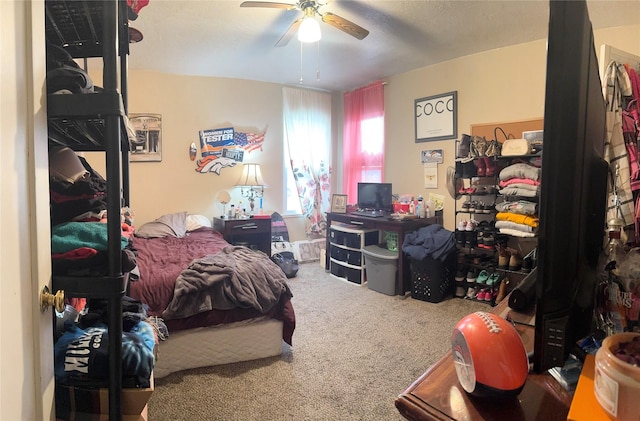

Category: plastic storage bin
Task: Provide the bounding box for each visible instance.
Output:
[409,251,455,302]
[363,245,398,295]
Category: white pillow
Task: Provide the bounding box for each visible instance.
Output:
[186,214,212,231]
[136,212,188,238]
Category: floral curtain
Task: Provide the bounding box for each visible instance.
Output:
[342,81,385,202]
[283,87,332,237]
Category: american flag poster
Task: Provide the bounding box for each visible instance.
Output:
[199,127,235,157]
[195,126,266,174]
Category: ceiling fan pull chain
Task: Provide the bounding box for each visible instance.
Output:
[299,41,304,84]
[316,40,320,81]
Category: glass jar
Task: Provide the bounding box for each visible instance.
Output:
[594,332,640,420]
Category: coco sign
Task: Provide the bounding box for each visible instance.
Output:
[414,91,457,142]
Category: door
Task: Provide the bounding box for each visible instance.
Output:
[29,0,56,418]
[1,1,55,420]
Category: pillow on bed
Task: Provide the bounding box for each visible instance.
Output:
[135,212,188,238]
[186,214,212,231]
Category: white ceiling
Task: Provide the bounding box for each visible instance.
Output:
[126,0,640,92]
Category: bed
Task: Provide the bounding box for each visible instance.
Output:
[128,212,296,378]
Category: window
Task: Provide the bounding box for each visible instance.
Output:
[342,81,385,203]
[282,87,332,235]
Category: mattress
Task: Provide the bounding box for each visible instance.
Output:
[154,317,284,379]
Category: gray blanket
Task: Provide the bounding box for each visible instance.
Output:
[162,246,293,320]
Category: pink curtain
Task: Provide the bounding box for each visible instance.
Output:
[343,81,385,204]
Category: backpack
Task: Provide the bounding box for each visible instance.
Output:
[271,251,299,278]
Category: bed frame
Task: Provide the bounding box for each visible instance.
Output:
[154,317,284,378]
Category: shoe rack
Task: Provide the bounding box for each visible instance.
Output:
[454,134,540,307]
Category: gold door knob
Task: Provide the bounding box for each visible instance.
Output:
[40,285,64,313]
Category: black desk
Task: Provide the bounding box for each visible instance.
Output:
[325,212,442,295]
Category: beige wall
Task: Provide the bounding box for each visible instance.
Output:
[385,24,640,231]
[88,23,639,240]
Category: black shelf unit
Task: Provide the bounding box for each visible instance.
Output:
[46,1,131,419]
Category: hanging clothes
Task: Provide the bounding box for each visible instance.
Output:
[602,61,635,229]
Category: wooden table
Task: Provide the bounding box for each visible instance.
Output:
[395,299,574,420]
[325,212,442,295]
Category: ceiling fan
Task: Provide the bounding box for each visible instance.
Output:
[240,1,370,47]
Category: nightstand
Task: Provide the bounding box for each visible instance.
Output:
[213,217,272,256]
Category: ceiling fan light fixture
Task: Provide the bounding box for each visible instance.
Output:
[298,16,321,43]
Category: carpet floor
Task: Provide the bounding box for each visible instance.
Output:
[148,261,486,420]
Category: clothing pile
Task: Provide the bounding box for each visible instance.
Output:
[49,147,136,277]
[54,297,156,389]
[495,162,540,238]
[402,224,456,262]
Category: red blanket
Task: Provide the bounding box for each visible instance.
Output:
[129,227,295,345]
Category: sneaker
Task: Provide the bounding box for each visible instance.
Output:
[466,268,478,283]
[476,270,490,285]
[458,220,468,231]
[483,289,493,302]
[486,272,501,287]
[481,232,495,249]
[476,288,489,301]
[455,267,466,282]
[466,219,478,231]
[455,283,466,298]
[465,286,480,299]
[455,229,466,246]
[522,256,533,272]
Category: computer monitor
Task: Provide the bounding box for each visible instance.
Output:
[357,182,393,213]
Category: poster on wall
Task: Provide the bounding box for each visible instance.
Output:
[129,114,162,162]
[195,126,266,174]
[423,163,438,188]
[421,149,443,164]
[415,91,457,142]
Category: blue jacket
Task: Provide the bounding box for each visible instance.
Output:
[402,224,456,261]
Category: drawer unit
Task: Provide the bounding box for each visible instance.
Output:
[328,224,379,286]
[330,246,363,266]
[330,259,366,285]
[329,227,379,249]
[213,217,272,256]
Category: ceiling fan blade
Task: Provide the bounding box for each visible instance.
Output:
[321,12,369,40]
[275,18,302,47]
[240,1,296,9]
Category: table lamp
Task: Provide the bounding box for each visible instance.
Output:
[234,163,266,213]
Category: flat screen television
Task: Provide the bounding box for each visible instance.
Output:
[533,0,609,373]
[357,182,393,213]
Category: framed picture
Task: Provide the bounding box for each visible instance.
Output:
[331,194,348,213]
[415,91,457,142]
[129,113,162,162]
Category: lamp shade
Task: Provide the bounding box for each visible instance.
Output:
[298,16,321,43]
[235,163,266,187]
